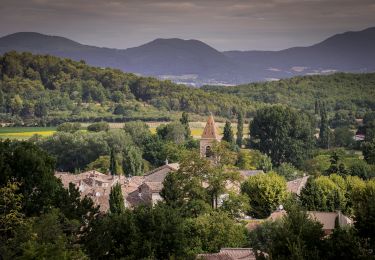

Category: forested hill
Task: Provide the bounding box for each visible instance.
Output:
[203,73,375,114]
[0,51,256,125]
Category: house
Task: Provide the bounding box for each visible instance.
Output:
[264,210,352,235]
[124,163,179,207]
[286,176,309,195]
[55,170,124,212]
[197,248,256,260]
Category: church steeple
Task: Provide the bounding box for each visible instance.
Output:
[200,114,220,157]
[201,114,219,140]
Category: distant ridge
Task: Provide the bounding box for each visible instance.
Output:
[1,27,375,85]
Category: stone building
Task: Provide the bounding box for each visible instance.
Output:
[200,114,220,158]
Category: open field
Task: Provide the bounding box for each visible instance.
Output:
[0,122,249,140]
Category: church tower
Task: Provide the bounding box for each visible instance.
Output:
[200,114,220,157]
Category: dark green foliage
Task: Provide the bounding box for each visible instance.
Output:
[222,120,234,144]
[348,160,375,179]
[0,52,256,124]
[363,138,375,165]
[123,146,143,176]
[109,183,125,214]
[276,162,304,181]
[319,103,330,148]
[249,205,325,260]
[180,112,191,138]
[56,122,81,133]
[87,122,109,132]
[156,121,186,144]
[334,127,354,148]
[249,105,314,167]
[0,140,59,215]
[109,148,118,176]
[203,73,375,113]
[236,112,244,147]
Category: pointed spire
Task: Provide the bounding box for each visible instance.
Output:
[201,113,219,140]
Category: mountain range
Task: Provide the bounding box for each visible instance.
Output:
[1,27,375,86]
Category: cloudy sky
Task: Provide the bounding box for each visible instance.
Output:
[0,0,374,50]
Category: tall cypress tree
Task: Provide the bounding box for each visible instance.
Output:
[223,121,234,144]
[319,103,330,148]
[109,183,125,214]
[180,112,191,138]
[109,148,118,175]
[236,112,244,147]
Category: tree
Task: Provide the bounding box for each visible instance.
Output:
[123,146,143,176]
[276,162,304,181]
[184,211,247,253]
[241,172,288,218]
[86,155,110,173]
[319,104,330,148]
[353,179,375,248]
[249,205,325,260]
[0,141,60,215]
[249,106,314,167]
[363,138,375,165]
[109,148,118,176]
[87,122,109,132]
[123,121,151,147]
[180,112,191,138]
[334,127,354,148]
[300,175,347,212]
[236,112,244,147]
[157,122,186,144]
[109,183,125,214]
[56,122,81,133]
[222,120,234,144]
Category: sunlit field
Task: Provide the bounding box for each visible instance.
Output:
[0,122,248,140]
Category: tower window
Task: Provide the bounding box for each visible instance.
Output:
[205,146,212,157]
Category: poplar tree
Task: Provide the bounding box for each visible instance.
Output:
[223,121,234,144]
[319,103,330,148]
[109,148,118,175]
[109,183,125,214]
[180,112,191,138]
[236,112,244,147]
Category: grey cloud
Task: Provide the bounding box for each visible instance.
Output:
[0,0,374,50]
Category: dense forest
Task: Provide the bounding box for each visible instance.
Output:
[1,52,375,127]
[203,73,375,116]
[0,51,256,126]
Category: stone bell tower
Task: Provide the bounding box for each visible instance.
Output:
[200,114,220,157]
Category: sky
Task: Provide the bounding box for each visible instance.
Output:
[0,0,374,51]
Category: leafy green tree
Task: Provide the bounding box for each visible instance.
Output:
[0,181,25,250]
[249,106,314,167]
[222,120,234,144]
[220,192,250,218]
[276,162,304,181]
[56,122,81,133]
[241,172,288,218]
[157,121,186,144]
[300,175,347,212]
[334,127,354,148]
[236,112,244,147]
[109,183,125,214]
[123,146,143,176]
[87,122,109,132]
[353,179,375,248]
[184,211,247,253]
[363,138,375,165]
[86,155,110,173]
[348,160,375,180]
[250,205,325,260]
[0,141,60,215]
[123,121,152,147]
